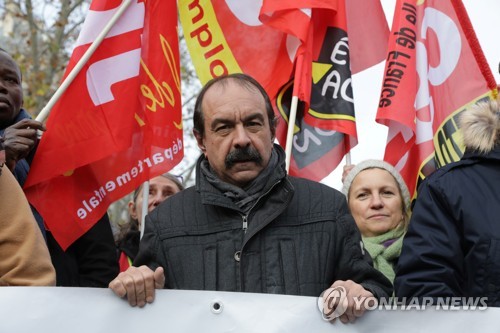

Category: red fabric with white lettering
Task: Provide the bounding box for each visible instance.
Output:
[376,0,497,197]
[180,0,388,181]
[24,0,182,250]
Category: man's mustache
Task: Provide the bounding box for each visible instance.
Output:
[225,147,263,168]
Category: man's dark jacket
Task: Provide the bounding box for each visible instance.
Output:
[395,146,500,306]
[136,146,392,298]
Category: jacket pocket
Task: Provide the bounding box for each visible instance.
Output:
[263,221,334,296]
[162,232,240,291]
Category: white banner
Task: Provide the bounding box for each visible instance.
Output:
[1,287,499,332]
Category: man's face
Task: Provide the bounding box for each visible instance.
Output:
[0,52,22,129]
[195,80,274,187]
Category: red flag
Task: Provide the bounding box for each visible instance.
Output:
[376,0,498,198]
[345,0,389,75]
[179,0,388,181]
[24,0,183,250]
[258,1,338,105]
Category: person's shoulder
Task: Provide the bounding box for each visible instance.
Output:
[147,186,196,222]
[286,176,348,218]
[287,176,344,198]
[173,184,195,196]
[162,185,195,205]
[423,157,478,185]
[416,156,483,199]
[288,175,330,188]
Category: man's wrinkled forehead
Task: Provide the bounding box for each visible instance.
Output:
[208,77,262,95]
[203,78,263,106]
[0,50,22,80]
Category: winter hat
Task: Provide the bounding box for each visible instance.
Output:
[342,159,411,214]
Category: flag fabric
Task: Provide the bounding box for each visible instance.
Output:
[24,0,183,250]
[344,0,389,75]
[274,1,356,180]
[257,1,338,105]
[376,0,498,198]
[179,0,388,181]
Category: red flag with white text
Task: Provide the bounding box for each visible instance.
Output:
[179,0,388,181]
[24,0,183,249]
[376,0,497,197]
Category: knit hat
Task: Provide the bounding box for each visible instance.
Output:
[342,159,411,214]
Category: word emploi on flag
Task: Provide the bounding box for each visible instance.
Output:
[180,0,389,181]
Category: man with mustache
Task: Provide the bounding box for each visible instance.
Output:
[109,73,392,323]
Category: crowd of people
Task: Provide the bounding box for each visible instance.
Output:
[1,46,500,323]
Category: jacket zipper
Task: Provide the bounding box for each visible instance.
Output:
[242,215,248,232]
[238,178,287,292]
[240,179,282,234]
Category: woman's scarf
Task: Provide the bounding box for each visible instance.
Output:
[362,225,405,284]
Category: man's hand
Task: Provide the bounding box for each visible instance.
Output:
[322,280,377,324]
[108,266,165,307]
[2,119,45,170]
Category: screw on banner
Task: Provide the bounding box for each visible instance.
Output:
[211,300,224,314]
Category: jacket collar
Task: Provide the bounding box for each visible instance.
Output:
[462,145,500,161]
[195,144,288,210]
[0,108,31,134]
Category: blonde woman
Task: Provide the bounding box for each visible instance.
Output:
[342,160,411,284]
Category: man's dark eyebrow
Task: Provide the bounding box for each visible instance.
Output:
[243,113,265,122]
[210,118,233,130]
[210,112,265,130]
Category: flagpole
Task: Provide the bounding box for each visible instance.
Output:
[36,0,133,123]
[345,152,351,165]
[285,96,299,172]
[139,180,149,239]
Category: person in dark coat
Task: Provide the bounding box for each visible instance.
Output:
[46,214,119,287]
[0,47,118,287]
[109,73,392,323]
[395,96,500,306]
